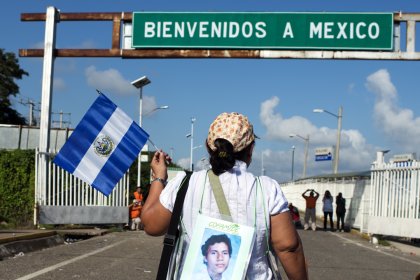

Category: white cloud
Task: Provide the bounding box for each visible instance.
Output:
[366,69,420,153]
[258,96,374,179]
[255,69,420,182]
[85,65,135,96]
[33,41,44,49]
[84,66,163,114]
[79,40,96,49]
[195,157,210,171]
[260,96,317,140]
[177,157,190,170]
[53,77,66,92]
[249,149,294,182]
[347,83,355,93]
[55,60,77,73]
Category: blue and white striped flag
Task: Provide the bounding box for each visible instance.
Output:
[53,93,149,196]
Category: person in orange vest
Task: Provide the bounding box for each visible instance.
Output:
[130,199,142,231]
[134,186,143,204]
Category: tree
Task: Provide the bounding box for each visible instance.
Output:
[0,49,29,125]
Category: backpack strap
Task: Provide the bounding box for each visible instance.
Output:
[156,171,192,280]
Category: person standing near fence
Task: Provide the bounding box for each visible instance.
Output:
[134,186,143,204]
[302,189,319,231]
[335,192,346,232]
[322,190,334,231]
[129,199,142,231]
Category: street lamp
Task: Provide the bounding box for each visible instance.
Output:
[289,134,310,178]
[144,105,169,116]
[131,76,151,188]
[291,146,295,181]
[261,151,265,176]
[313,106,343,174]
[186,117,196,171]
[170,147,174,159]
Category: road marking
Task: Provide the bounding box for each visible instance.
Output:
[332,232,420,266]
[15,239,128,280]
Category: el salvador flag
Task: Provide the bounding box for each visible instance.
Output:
[53,93,149,196]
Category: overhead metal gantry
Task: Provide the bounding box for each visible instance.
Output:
[19,10,420,60]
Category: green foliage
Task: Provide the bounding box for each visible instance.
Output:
[0,149,35,227]
[0,148,181,227]
[0,49,29,125]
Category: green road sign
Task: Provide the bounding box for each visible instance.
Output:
[132,12,394,50]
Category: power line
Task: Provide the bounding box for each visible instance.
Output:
[16,95,41,126]
[51,111,72,128]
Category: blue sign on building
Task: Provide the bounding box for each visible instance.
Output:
[315,153,332,161]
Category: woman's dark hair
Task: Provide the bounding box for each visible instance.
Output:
[324,190,332,199]
[201,234,232,257]
[208,138,254,175]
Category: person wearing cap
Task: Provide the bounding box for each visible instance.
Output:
[142,112,307,279]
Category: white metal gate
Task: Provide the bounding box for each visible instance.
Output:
[34,149,130,225]
[369,161,420,238]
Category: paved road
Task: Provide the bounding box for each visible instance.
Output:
[0,229,419,280]
[295,229,420,280]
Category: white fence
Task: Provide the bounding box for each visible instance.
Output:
[369,161,420,238]
[0,124,72,150]
[35,149,130,225]
[280,162,420,239]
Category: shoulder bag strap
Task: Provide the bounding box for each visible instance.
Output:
[208,170,232,221]
[156,171,192,280]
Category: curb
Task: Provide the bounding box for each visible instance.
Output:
[0,230,57,245]
[0,234,64,260]
[0,228,110,261]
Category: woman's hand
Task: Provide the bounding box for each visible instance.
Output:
[150,150,171,181]
[142,150,173,236]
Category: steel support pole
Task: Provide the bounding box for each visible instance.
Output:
[190,118,195,171]
[137,87,143,187]
[334,106,343,174]
[303,135,309,178]
[38,7,58,219]
[291,146,295,181]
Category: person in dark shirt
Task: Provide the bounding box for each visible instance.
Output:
[335,192,346,232]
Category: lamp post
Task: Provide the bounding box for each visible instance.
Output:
[170,147,174,159]
[261,151,265,176]
[289,134,310,178]
[313,106,343,174]
[186,117,196,171]
[131,76,151,188]
[291,145,295,181]
[144,105,169,116]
